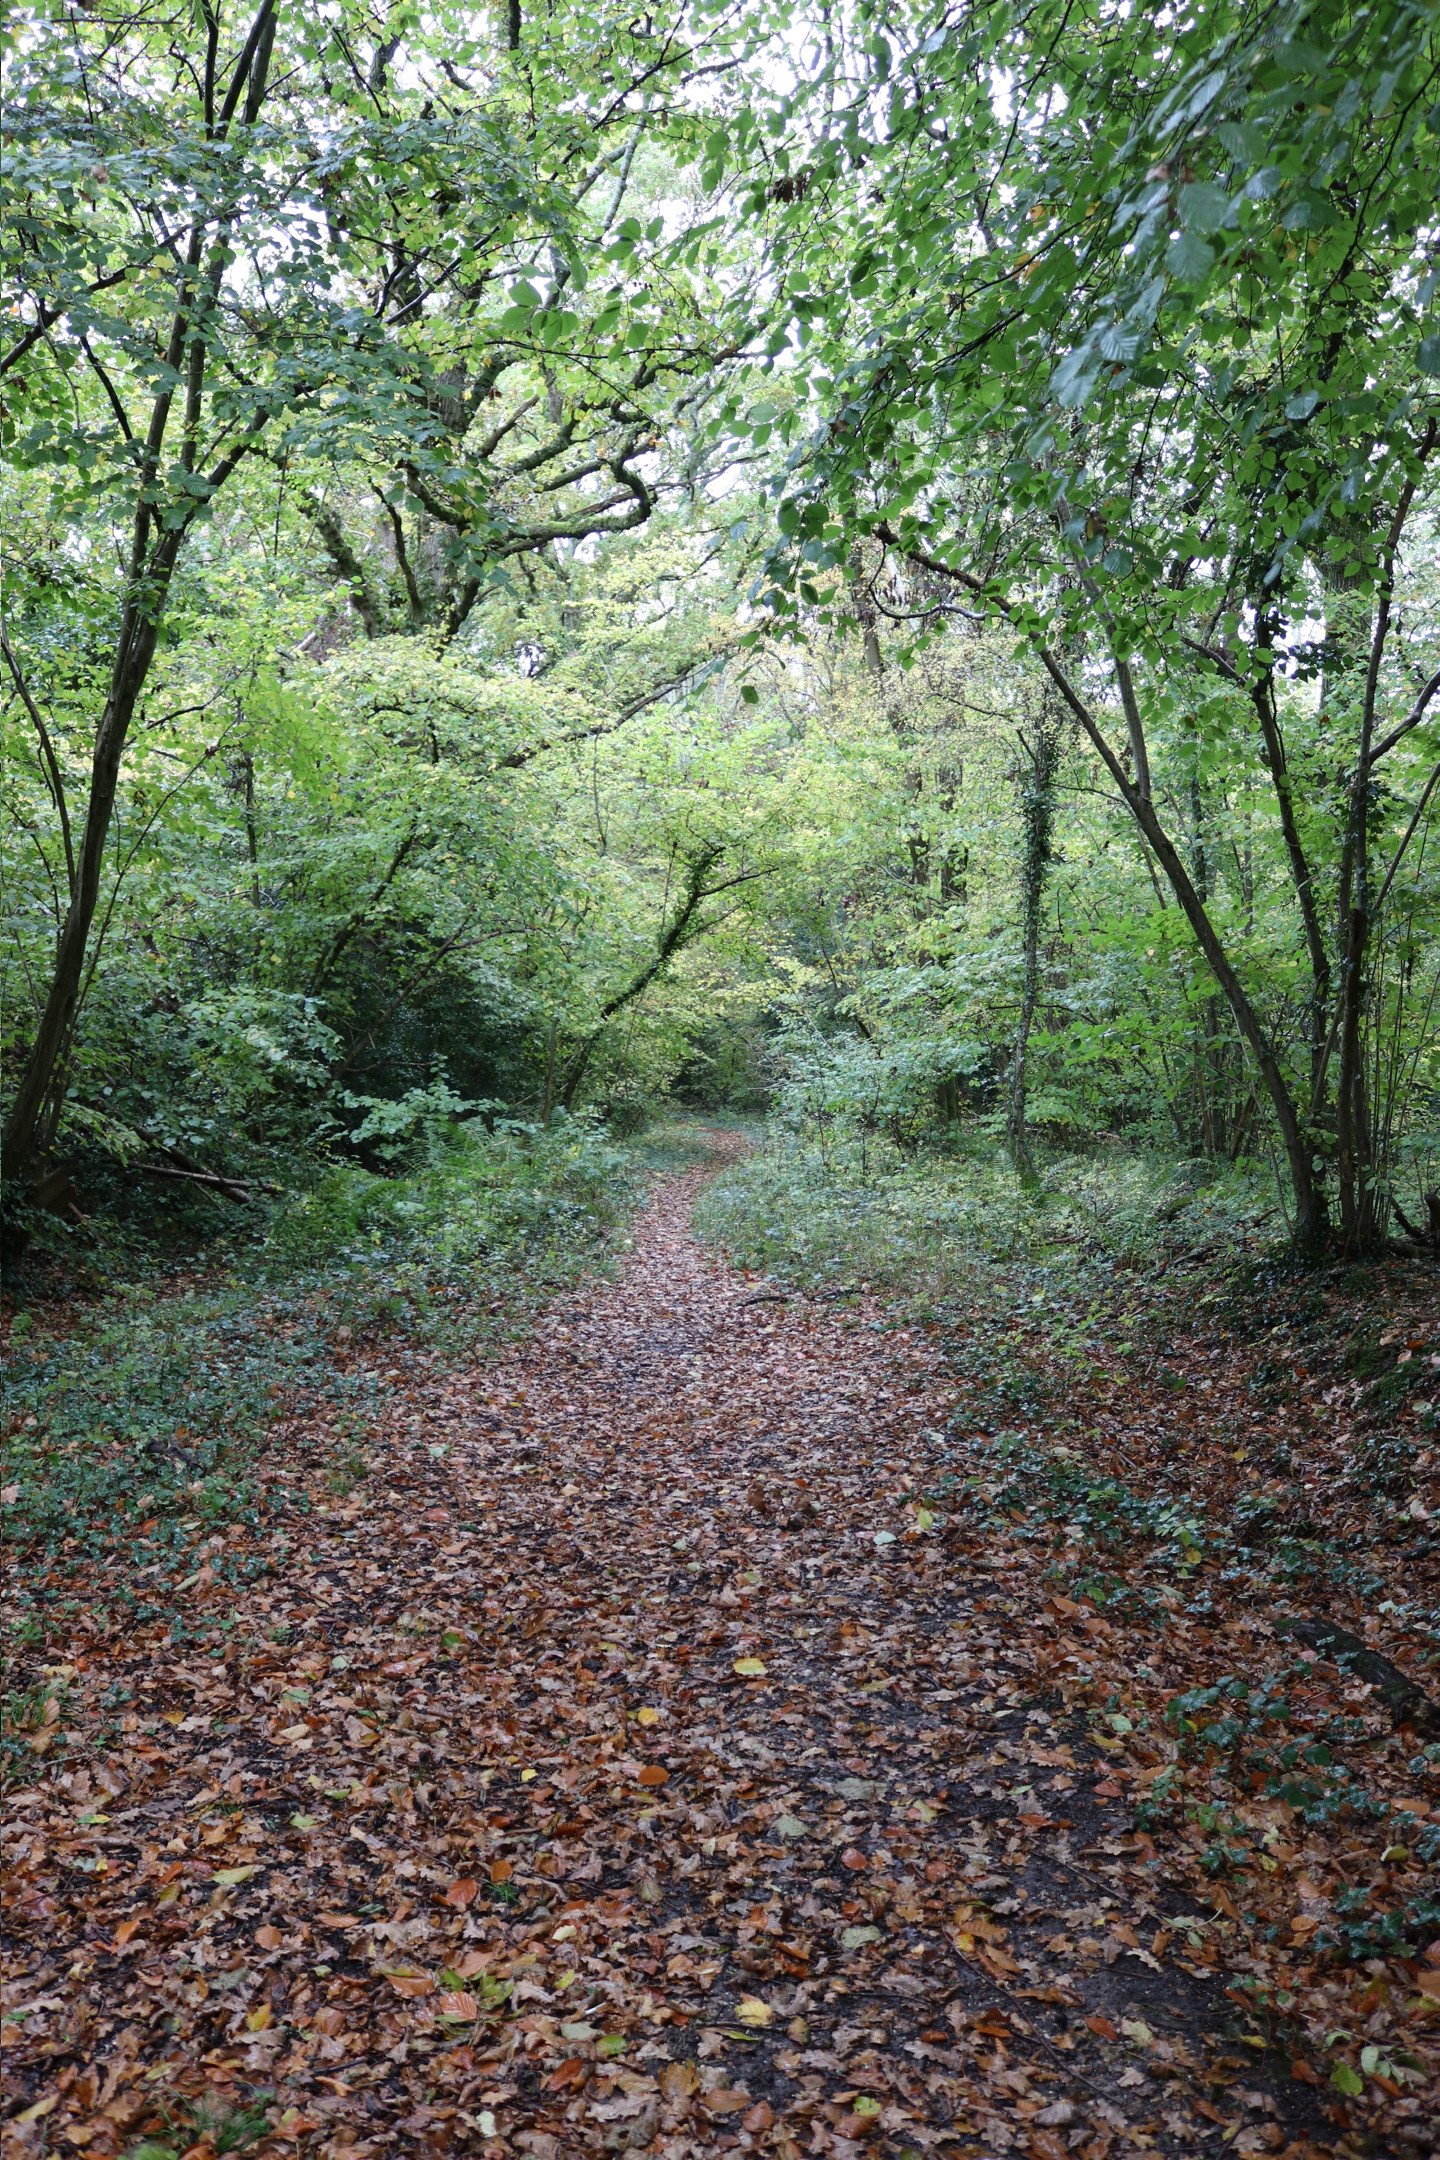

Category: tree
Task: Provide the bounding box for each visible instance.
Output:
[1,0,749,1188]
[733,0,1440,1251]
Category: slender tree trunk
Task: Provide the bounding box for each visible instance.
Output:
[3,545,180,1179]
[2,0,278,1190]
[237,750,261,904]
[1008,706,1059,1177]
[871,527,1329,1250]
[540,1016,558,1127]
[1031,648,1328,1251]
[1249,636,1331,1114]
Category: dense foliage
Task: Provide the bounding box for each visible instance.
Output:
[3,0,1438,1263]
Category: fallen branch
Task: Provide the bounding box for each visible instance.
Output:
[136,1162,257,1204]
[1274,1616,1440,1738]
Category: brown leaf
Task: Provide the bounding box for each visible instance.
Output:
[1028,2131,1070,2160]
[702,2088,752,2115]
[437,1990,479,2019]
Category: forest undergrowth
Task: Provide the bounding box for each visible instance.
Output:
[699,1134,1440,2145]
[3,1125,1437,2160]
[1,1118,714,1783]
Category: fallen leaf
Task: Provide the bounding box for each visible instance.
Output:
[437,1991,480,2019]
[732,1657,767,1677]
[445,1877,479,1906]
[703,2088,752,2114]
[637,1763,669,1786]
[735,1995,774,2026]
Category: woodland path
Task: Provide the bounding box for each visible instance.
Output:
[4,1139,1329,2160]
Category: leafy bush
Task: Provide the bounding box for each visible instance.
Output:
[695,1125,1275,1301]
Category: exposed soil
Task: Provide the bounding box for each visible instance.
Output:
[2,1137,1435,2159]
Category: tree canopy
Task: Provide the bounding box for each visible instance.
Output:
[3,0,1439,1258]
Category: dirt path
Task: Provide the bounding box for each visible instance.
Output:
[5,1146,1336,2158]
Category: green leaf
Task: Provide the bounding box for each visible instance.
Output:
[1330,2061,1364,2096]
[1178,182,1232,235]
[1166,230,1216,282]
[1418,334,1440,377]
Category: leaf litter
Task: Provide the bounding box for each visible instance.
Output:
[3,1135,1436,2158]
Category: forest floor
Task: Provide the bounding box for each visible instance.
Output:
[3,1132,1438,2160]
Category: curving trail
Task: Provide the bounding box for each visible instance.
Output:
[3,1141,1328,2159]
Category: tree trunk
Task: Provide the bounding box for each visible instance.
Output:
[1032,648,1328,1252]
[1008,707,1059,1177]
[2,1,279,1191]
[3,551,179,1181]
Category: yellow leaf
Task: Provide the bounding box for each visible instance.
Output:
[245,2005,272,2032]
[213,1865,257,1886]
[736,1996,774,2026]
[635,1706,662,1726]
[733,1657,767,1678]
